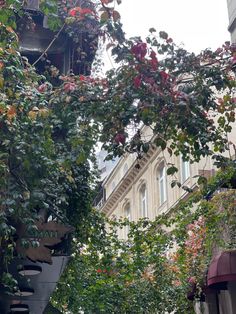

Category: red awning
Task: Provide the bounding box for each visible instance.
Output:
[207,250,236,289]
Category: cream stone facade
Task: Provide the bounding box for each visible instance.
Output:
[96,124,236,313]
[98,126,219,239]
[227,0,236,43]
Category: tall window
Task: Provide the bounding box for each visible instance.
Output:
[124,203,131,239]
[159,165,167,205]
[181,157,190,183]
[140,184,148,217]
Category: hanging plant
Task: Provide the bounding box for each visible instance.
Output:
[58,0,100,43]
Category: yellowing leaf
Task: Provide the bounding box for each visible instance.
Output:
[28,110,37,120]
[38,108,50,118]
[100,11,109,22]
[7,105,16,120]
[0,104,6,114]
[0,76,4,89]
[66,175,75,183]
[76,152,86,165]
[6,88,13,97]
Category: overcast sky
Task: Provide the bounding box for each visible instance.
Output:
[117,0,230,53]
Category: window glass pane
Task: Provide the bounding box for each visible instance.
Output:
[159,166,166,205]
[140,185,147,217]
[124,204,131,238]
[181,159,190,182]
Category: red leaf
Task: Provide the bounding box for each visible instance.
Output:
[166,38,173,43]
[160,71,169,81]
[37,83,47,93]
[149,51,158,70]
[101,0,113,4]
[69,8,77,16]
[79,75,86,81]
[133,75,142,88]
[131,42,147,60]
[69,6,95,17]
[80,8,95,15]
[64,82,76,92]
[112,10,120,22]
[114,133,126,145]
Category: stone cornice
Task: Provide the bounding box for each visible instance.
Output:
[100,146,158,216]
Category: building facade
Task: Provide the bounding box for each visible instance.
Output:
[227,0,236,43]
[99,126,216,239]
[96,123,236,313]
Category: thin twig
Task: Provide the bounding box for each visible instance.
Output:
[32,23,66,67]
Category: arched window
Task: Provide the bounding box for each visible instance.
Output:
[158,164,167,205]
[140,184,148,217]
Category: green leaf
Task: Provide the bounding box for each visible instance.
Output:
[154,137,166,150]
[76,152,86,165]
[167,166,178,176]
[149,27,156,33]
[197,176,207,186]
[100,11,110,23]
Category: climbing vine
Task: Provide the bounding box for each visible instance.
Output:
[52,168,236,313]
[0,0,235,312]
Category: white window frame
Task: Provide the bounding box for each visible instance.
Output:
[124,203,131,239]
[181,157,190,183]
[159,165,167,205]
[140,184,148,217]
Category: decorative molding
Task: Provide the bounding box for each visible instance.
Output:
[101,146,158,216]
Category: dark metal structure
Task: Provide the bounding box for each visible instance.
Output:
[0,256,69,313]
[0,1,98,313]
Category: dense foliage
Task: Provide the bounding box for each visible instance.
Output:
[0,0,235,312]
[53,167,236,313]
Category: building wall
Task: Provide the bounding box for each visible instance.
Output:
[227,0,236,42]
[99,123,236,312]
[100,126,217,239]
